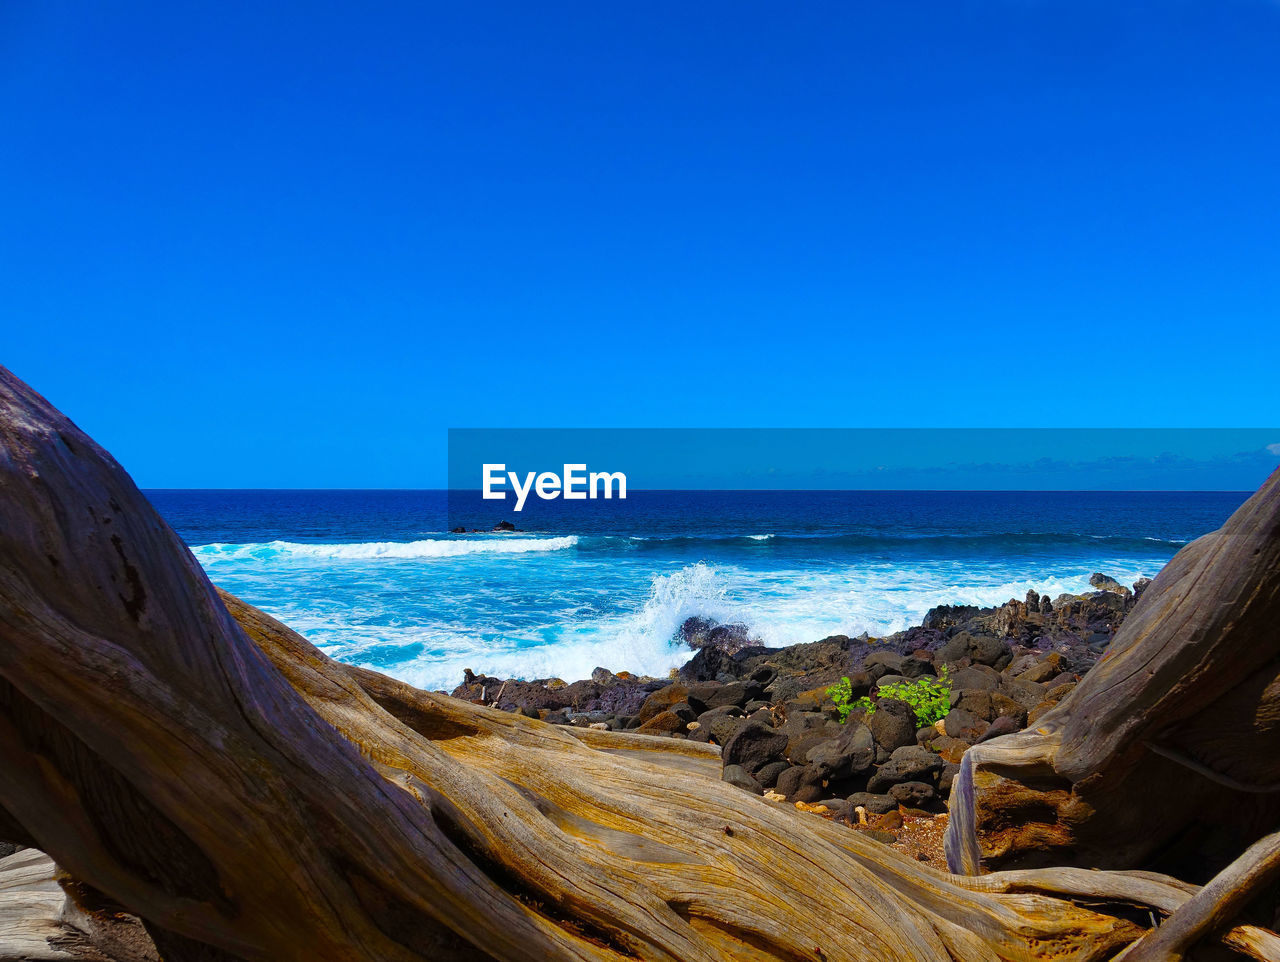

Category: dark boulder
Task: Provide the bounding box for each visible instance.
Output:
[889,781,937,809]
[1089,572,1131,597]
[635,685,690,724]
[938,762,961,796]
[899,656,933,679]
[493,520,516,532]
[931,735,970,764]
[976,714,1022,743]
[722,722,788,777]
[943,708,988,742]
[867,745,945,793]
[938,631,1012,669]
[846,791,897,816]
[921,604,986,632]
[722,764,763,795]
[676,647,735,684]
[591,682,650,717]
[804,723,875,780]
[788,729,838,766]
[707,623,754,653]
[949,665,1000,691]
[950,688,1025,724]
[1000,677,1048,710]
[705,681,759,710]
[970,635,1013,669]
[867,699,916,752]
[668,701,699,723]
[678,616,717,647]
[636,710,685,735]
[755,760,791,789]
[864,651,905,678]
[776,764,825,803]
[698,706,747,745]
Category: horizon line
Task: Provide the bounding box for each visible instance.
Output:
[140,486,1257,494]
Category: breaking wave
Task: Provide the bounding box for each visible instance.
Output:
[192,536,579,562]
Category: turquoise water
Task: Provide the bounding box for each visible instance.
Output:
[149,489,1247,691]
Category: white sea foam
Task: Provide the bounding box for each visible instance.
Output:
[190,531,1167,692]
[192,536,578,562]
[268,557,1163,692]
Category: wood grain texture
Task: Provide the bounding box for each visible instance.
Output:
[0,848,159,961]
[0,363,1276,962]
[947,467,1280,874]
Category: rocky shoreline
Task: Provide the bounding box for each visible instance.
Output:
[452,572,1148,854]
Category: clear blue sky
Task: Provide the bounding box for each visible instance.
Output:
[2,1,1278,487]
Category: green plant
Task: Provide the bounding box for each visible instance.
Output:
[826,675,856,722]
[838,666,952,728]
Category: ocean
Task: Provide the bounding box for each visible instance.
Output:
[149,489,1248,692]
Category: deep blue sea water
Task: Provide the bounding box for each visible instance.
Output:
[147,489,1249,691]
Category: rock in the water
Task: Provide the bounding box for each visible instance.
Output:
[679,617,757,654]
[1089,572,1131,597]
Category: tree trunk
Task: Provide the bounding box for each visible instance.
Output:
[945,466,1280,878]
[0,363,1276,961]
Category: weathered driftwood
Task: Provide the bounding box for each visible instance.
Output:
[0,847,158,961]
[0,362,1276,961]
[945,466,1280,877]
[1115,830,1280,962]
